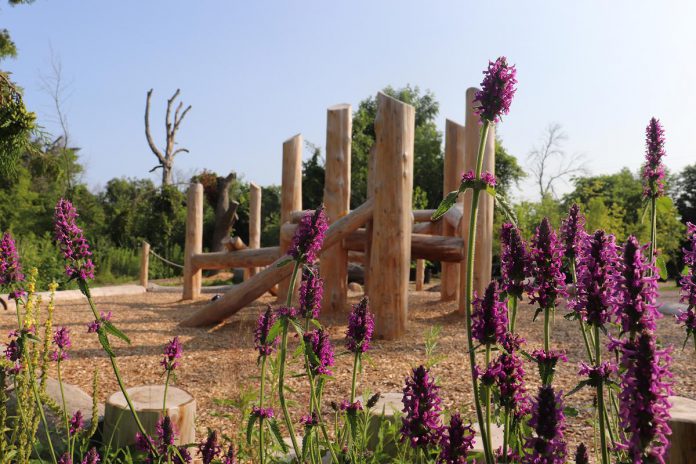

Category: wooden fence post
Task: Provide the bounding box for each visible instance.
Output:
[248,182,262,277]
[415,259,425,291]
[139,241,150,288]
[183,183,204,300]
[277,134,303,302]
[441,119,466,301]
[368,92,415,340]
[459,88,495,313]
[321,104,352,314]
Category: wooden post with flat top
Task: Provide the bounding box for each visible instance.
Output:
[277,134,303,302]
[183,183,203,300]
[442,119,466,301]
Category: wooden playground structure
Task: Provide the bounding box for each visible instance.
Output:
[178,89,496,340]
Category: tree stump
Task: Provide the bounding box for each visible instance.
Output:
[104,385,196,448]
[668,396,696,464]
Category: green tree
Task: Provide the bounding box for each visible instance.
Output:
[302,142,325,209]
[675,163,696,225]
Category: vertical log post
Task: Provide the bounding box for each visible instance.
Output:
[183,183,204,300]
[277,134,303,302]
[459,88,495,313]
[139,241,150,288]
[248,182,262,278]
[321,104,352,313]
[441,119,466,301]
[415,259,425,291]
[367,92,415,340]
[363,145,377,292]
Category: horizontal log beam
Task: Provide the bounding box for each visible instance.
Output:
[413,209,436,222]
[191,247,279,271]
[342,229,465,262]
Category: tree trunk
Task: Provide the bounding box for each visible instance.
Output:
[211,174,238,253]
[162,164,173,186]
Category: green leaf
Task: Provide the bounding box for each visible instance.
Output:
[431,190,459,221]
[266,320,283,342]
[268,419,288,453]
[563,405,580,417]
[564,381,590,397]
[494,191,518,226]
[98,332,115,357]
[246,413,258,445]
[656,255,668,280]
[102,321,131,345]
[484,184,496,197]
[289,318,304,338]
[25,333,41,343]
[276,257,293,268]
[301,429,311,460]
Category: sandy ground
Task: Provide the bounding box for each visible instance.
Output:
[2,280,693,456]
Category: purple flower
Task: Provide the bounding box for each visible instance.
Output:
[69,410,84,436]
[288,206,328,265]
[571,230,620,327]
[81,448,100,464]
[54,199,95,281]
[485,350,527,411]
[156,415,177,449]
[680,222,696,308]
[221,446,237,464]
[251,406,275,420]
[474,56,518,123]
[255,307,278,357]
[525,386,567,464]
[560,204,587,263]
[87,311,112,334]
[642,117,666,198]
[346,296,374,353]
[437,413,474,464]
[300,412,319,427]
[617,331,673,463]
[198,430,221,464]
[500,223,528,299]
[614,236,661,335]
[400,365,443,449]
[526,218,568,311]
[0,232,24,286]
[299,266,323,319]
[303,329,334,376]
[58,453,73,464]
[531,349,568,386]
[471,281,508,346]
[574,443,588,464]
[677,308,696,346]
[480,172,497,187]
[461,170,476,183]
[577,361,615,387]
[51,326,72,362]
[5,338,22,374]
[275,305,298,319]
[339,400,363,413]
[161,336,183,372]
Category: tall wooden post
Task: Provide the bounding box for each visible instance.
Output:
[321,104,351,313]
[459,88,495,313]
[367,92,415,340]
[277,134,303,302]
[248,182,262,277]
[415,259,425,291]
[441,119,466,301]
[139,241,150,288]
[183,183,203,300]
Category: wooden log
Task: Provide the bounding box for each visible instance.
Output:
[340,229,464,262]
[668,395,696,464]
[249,182,262,277]
[139,241,150,288]
[415,259,425,291]
[322,103,352,314]
[442,119,466,302]
[348,251,365,264]
[367,92,415,340]
[180,199,374,327]
[278,134,303,302]
[364,144,376,291]
[191,247,280,271]
[222,236,247,252]
[103,385,195,449]
[413,209,436,222]
[182,183,203,300]
[413,221,440,235]
[289,209,314,224]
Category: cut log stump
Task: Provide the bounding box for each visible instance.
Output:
[104,385,196,448]
[668,396,696,464]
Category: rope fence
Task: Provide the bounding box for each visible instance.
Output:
[148,248,184,269]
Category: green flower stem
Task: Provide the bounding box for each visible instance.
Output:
[162,370,171,414]
[464,120,493,464]
[484,346,493,459]
[258,355,267,464]
[304,361,339,464]
[502,407,510,464]
[570,262,595,364]
[508,296,518,334]
[649,196,657,274]
[350,353,360,403]
[594,325,609,464]
[543,307,551,354]
[57,360,73,457]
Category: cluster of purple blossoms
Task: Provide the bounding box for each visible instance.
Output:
[254,307,278,357]
[436,413,475,464]
[82,448,100,464]
[87,311,112,334]
[483,349,527,411]
[221,446,237,464]
[460,170,496,189]
[300,412,319,428]
[471,281,508,346]
[679,222,696,308]
[5,333,22,374]
[560,204,587,263]
[299,266,323,319]
[136,416,191,464]
[339,399,363,413]
[614,236,661,335]
[346,296,374,353]
[288,206,328,265]
[54,199,95,281]
[275,305,298,319]
[525,385,567,464]
[532,349,567,386]
[571,230,619,327]
[642,117,667,198]
[577,361,616,387]
[51,326,72,362]
[161,336,183,372]
[526,218,568,311]
[251,406,275,419]
[198,430,222,464]
[617,330,673,463]
[474,56,518,124]
[0,232,24,286]
[574,443,589,464]
[500,223,528,299]
[303,328,334,376]
[69,410,84,436]
[401,365,443,449]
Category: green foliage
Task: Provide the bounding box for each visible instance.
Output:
[675,163,696,225]
[495,136,526,196]
[0,29,17,60]
[302,142,325,210]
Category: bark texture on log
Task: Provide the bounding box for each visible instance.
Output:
[277,134,303,302]
[442,119,466,302]
[668,395,696,464]
[183,183,203,300]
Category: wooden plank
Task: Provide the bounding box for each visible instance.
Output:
[340,229,465,262]
[191,247,280,270]
[278,134,303,302]
[442,119,466,301]
[182,183,203,300]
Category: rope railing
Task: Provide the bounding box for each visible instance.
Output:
[148,248,184,269]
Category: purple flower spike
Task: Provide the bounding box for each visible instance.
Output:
[526,218,567,311]
[574,443,589,464]
[642,117,667,198]
[221,446,237,464]
[525,385,567,464]
[161,336,183,372]
[401,365,443,449]
[500,223,528,299]
[486,350,526,412]
[578,361,616,387]
[300,412,319,428]
[69,410,84,436]
[54,199,95,281]
[198,430,222,464]
[251,406,275,420]
[299,266,323,319]
[680,222,696,308]
[58,453,73,464]
[275,305,298,319]
[437,413,475,464]
[474,56,518,124]
[87,311,112,334]
[614,236,661,335]
[0,232,24,286]
[617,330,673,463]
[51,326,72,362]
[5,337,22,374]
[255,307,278,357]
[560,204,587,262]
[480,172,497,187]
[303,328,334,376]
[81,448,100,464]
[288,206,328,265]
[532,349,568,385]
[471,281,508,346]
[346,296,374,353]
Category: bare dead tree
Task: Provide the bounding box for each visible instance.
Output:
[527,123,587,198]
[144,88,191,186]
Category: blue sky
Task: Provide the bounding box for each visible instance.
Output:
[4,1,695,200]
